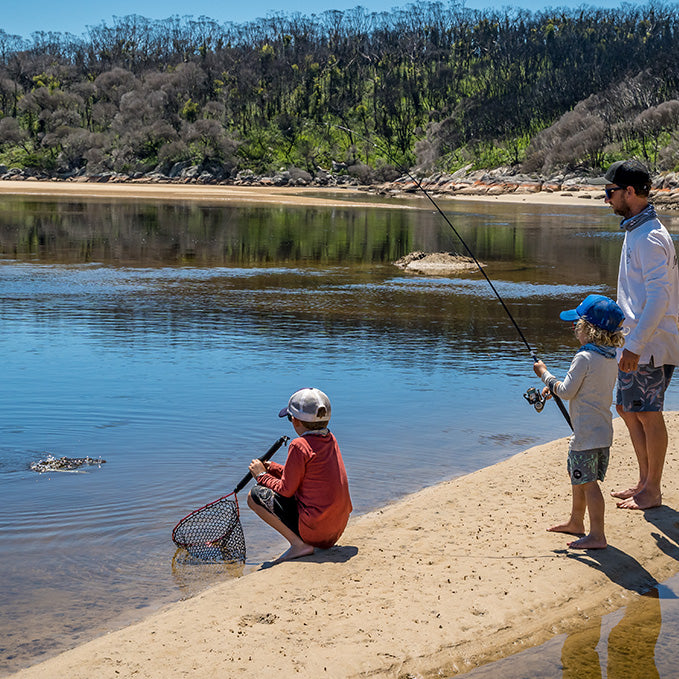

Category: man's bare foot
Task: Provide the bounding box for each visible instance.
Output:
[273,543,315,564]
[567,535,607,549]
[547,521,585,536]
[610,485,641,499]
[616,490,662,510]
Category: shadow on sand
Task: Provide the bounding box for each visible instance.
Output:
[560,545,658,594]
[643,504,679,562]
[259,544,358,569]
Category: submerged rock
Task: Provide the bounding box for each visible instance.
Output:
[30,455,106,473]
[393,251,482,275]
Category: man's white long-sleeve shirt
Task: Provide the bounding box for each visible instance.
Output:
[617,209,679,367]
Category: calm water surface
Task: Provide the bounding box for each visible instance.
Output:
[1,193,679,675]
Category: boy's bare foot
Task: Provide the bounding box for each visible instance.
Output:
[547,521,585,536]
[610,485,640,499]
[273,544,315,564]
[616,490,662,510]
[567,535,607,549]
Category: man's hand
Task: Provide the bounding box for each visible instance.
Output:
[619,348,640,373]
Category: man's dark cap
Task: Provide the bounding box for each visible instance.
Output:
[604,159,651,190]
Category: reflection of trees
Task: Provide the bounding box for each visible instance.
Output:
[561,590,661,679]
[0,196,627,279]
[0,198,416,265]
[0,195,632,358]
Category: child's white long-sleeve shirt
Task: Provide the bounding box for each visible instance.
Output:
[541,349,618,451]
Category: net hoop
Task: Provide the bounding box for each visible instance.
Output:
[172,491,240,548]
[170,435,289,562]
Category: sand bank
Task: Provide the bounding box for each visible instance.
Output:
[0,179,408,210]
[10,414,679,679]
[0,178,609,210]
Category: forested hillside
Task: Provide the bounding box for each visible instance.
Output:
[1,1,679,181]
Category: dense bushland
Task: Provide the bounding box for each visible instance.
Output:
[2,1,679,179]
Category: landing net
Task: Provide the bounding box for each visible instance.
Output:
[172,493,246,563]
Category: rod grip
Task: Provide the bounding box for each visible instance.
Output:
[233,435,290,494]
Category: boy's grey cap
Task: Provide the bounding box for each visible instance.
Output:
[592,159,650,188]
[279,388,331,422]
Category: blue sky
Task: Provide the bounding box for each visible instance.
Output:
[3,1,627,40]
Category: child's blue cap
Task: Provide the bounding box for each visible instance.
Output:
[559,294,625,332]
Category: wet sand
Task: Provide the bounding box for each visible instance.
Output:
[8,414,679,679]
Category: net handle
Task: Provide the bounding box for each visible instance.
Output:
[232,435,290,494]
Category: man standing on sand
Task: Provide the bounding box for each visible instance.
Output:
[602,159,679,509]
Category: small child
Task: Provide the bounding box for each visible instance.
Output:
[248,387,352,564]
[533,294,625,549]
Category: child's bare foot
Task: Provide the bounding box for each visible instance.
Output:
[273,543,314,564]
[547,520,585,536]
[616,490,662,510]
[610,485,641,499]
[567,535,607,549]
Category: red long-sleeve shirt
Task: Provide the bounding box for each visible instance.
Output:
[257,432,352,549]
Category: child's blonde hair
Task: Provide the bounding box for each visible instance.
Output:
[576,318,625,348]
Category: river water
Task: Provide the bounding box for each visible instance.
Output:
[0,191,678,676]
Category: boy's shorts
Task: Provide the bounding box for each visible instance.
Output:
[568,447,610,485]
[616,363,674,412]
[249,485,300,537]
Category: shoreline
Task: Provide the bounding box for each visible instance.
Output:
[0,177,624,210]
[9,414,679,679]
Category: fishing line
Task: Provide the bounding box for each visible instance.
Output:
[337,125,573,430]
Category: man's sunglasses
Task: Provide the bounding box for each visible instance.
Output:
[604,186,624,199]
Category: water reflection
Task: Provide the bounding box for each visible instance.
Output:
[604,590,661,679]
[565,591,661,678]
[456,582,679,678]
[171,549,246,600]
[0,193,633,284]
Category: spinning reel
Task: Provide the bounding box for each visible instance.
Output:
[523,386,546,413]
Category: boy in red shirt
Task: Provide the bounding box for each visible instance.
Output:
[248,388,352,564]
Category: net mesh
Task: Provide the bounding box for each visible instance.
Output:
[172,494,246,563]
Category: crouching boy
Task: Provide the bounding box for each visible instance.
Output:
[248,387,352,563]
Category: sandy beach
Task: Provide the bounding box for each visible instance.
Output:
[0,177,610,209]
[8,413,679,679]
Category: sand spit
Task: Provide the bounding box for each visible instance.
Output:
[394,251,482,275]
[0,176,667,210]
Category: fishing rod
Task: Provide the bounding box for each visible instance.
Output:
[337,125,573,430]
